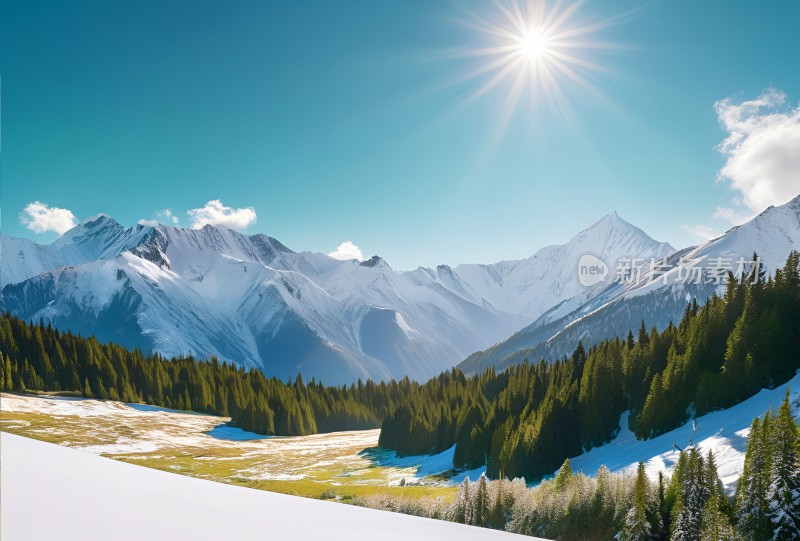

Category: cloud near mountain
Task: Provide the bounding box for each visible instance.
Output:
[714,88,800,221]
[187,199,257,230]
[19,201,78,235]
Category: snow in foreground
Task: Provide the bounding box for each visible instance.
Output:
[567,371,800,494]
[0,432,538,541]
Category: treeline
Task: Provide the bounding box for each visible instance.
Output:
[379,252,800,481]
[359,392,800,541]
[1,251,798,480]
[0,313,414,436]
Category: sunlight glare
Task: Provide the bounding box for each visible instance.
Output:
[449,0,617,138]
[519,28,549,60]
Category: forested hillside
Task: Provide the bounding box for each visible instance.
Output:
[379,252,800,481]
[0,314,411,436]
[362,392,800,541]
[3,251,798,482]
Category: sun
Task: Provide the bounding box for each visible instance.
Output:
[448,0,617,133]
[518,28,550,60]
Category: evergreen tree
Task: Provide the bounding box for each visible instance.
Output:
[622,462,652,541]
[554,458,574,490]
[703,450,728,511]
[472,473,490,527]
[488,477,508,529]
[699,491,735,541]
[658,470,671,538]
[736,416,772,541]
[638,320,650,347]
[448,477,472,524]
[766,390,800,541]
[673,449,705,541]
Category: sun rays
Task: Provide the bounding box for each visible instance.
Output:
[447,0,619,138]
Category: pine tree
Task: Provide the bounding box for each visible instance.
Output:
[472,473,490,527]
[658,470,671,538]
[5,355,14,391]
[489,477,507,529]
[703,450,726,505]
[622,462,652,541]
[554,458,574,491]
[448,477,472,524]
[0,353,6,391]
[673,449,705,541]
[736,416,772,541]
[638,320,650,347]
[766,390,800,541]
[699,491,735,541]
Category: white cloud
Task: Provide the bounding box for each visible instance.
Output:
[138,208,180,228]
[712,205,755,225]
[186,200,257,230]
[328,241,364,261]
[19,201,78,235]
[714,88,800,219]
[162,208,179,224]
[681,224,719,242]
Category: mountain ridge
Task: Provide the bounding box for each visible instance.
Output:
[0,211,675,384]
[459,194,800,375]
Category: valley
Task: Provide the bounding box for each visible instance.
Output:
[0,392,465,501]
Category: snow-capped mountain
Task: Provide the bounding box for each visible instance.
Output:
[407,211,674,322]
[0,212,672,385]
[459,194,800,375]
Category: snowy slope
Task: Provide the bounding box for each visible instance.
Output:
[460,194,800,375]
[0,214,155,287]
[1,211,670,384]
[410,212,673,321]
[1,217,527,383]
[0,432,537,541]
[564,372,800,495]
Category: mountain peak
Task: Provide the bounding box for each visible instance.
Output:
[62,213,123,240]
[80,213,116,226]
[575,211,636,238]
[564,211,675,258]
[595,211,627,227]
[359,255,388,268]
[777,193,800,211]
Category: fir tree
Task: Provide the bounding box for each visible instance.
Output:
[472,473,490,527]
[554,458,574,490]
[699,491,735,541]
[673,449,705,541]
[736,416,773,541]
[447,477,472,524]
[622,462,652,541]
[766,390,800,541]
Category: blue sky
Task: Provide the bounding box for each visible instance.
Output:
[2,0,799,269]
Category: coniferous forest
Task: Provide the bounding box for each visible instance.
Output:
[0,314,412,436]
[2,251,799,479]
[359,393,800,541]
[379,252,800,481]
[2,251,800,540]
